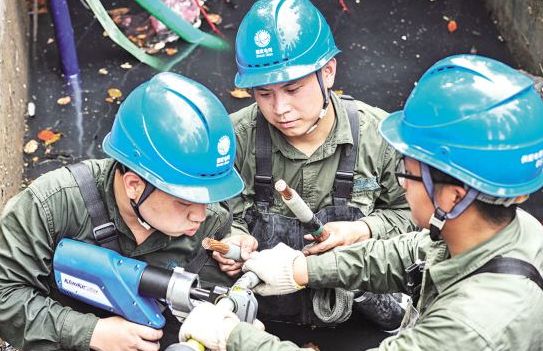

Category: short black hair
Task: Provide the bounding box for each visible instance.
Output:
[428,165,516,226]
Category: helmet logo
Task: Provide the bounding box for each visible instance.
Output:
[521,149,543,168]
[254,30,271,48]
[217,136,230,156]
[254,30,274,59]
[216,136,231,167]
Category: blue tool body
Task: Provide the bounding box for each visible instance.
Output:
[53,238,165,328]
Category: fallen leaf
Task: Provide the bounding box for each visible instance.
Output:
[107,88,123,99]
[107,7,130,16]
[146,42,165,55]
[302,342,320,351]
[334,89,344,95]
[57,96,71,105]
[32,156,39,163]
[23,140,39,154]
[207,13,223,25]
[98,68,109,75]
[447,20,458,33]
[120,62,133,69]
[37,129,62,146]
[165,47,178,56]
[111,15,123,25]
[230,88,252,99]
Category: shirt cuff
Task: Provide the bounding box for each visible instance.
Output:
[227,322,277,350]
[60,310,99,351]
[306,251,341,288]
[360,215,386,239]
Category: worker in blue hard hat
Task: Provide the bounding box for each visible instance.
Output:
[211,0,415,330]
[0,73,243,351]
[181,55,543,350]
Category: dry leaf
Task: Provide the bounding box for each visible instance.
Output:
[165,47,178,56]
[230,88,252,99]
[334,89,344,96]
[447,20,458,33]
[23,140,39,154]
[107,88,123,99]
[302,342,320,351]
[37,129,62,146]
[107,7,130,16]
[98,68,109,75]
[207,13,223,25]
[146,42,165,55]
[57,96,71,105]
[120,62,133,69]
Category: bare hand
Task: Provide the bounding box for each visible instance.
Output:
[90,316,162,351]
[212,235,258,277]
[302,221,371,255]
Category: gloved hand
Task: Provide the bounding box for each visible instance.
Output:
[242,243,305,296]
[179,302,240,351]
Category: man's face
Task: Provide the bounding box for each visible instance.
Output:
[253,61,335,139]
[138,189,207,237]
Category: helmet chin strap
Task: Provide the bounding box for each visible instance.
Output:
[420,163,479,241]
[129,181,156,231]
[305,69,331,135]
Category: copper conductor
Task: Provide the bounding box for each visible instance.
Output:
[202,238,230,255]
[274,179,293,200]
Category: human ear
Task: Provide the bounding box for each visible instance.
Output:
[435,184,466,212]
[323,58,337,88]
[122,172,145,200]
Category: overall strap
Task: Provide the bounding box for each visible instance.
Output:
[333,95,360,205]
[254,110,274,210]
[464,256,543,291]
[66,163,120,252]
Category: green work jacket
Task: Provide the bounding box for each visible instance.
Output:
[0,159,231,350]
[230,93,414,240]
[228,209,543,350]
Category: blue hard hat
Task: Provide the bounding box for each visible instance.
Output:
[234,0,340,88]
[103,73,244,203]
[380,54,543,198]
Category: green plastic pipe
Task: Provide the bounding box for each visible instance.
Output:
[83,0,223,71]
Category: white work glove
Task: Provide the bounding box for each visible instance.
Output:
[179,302,240,351]
[242,243,305,296]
